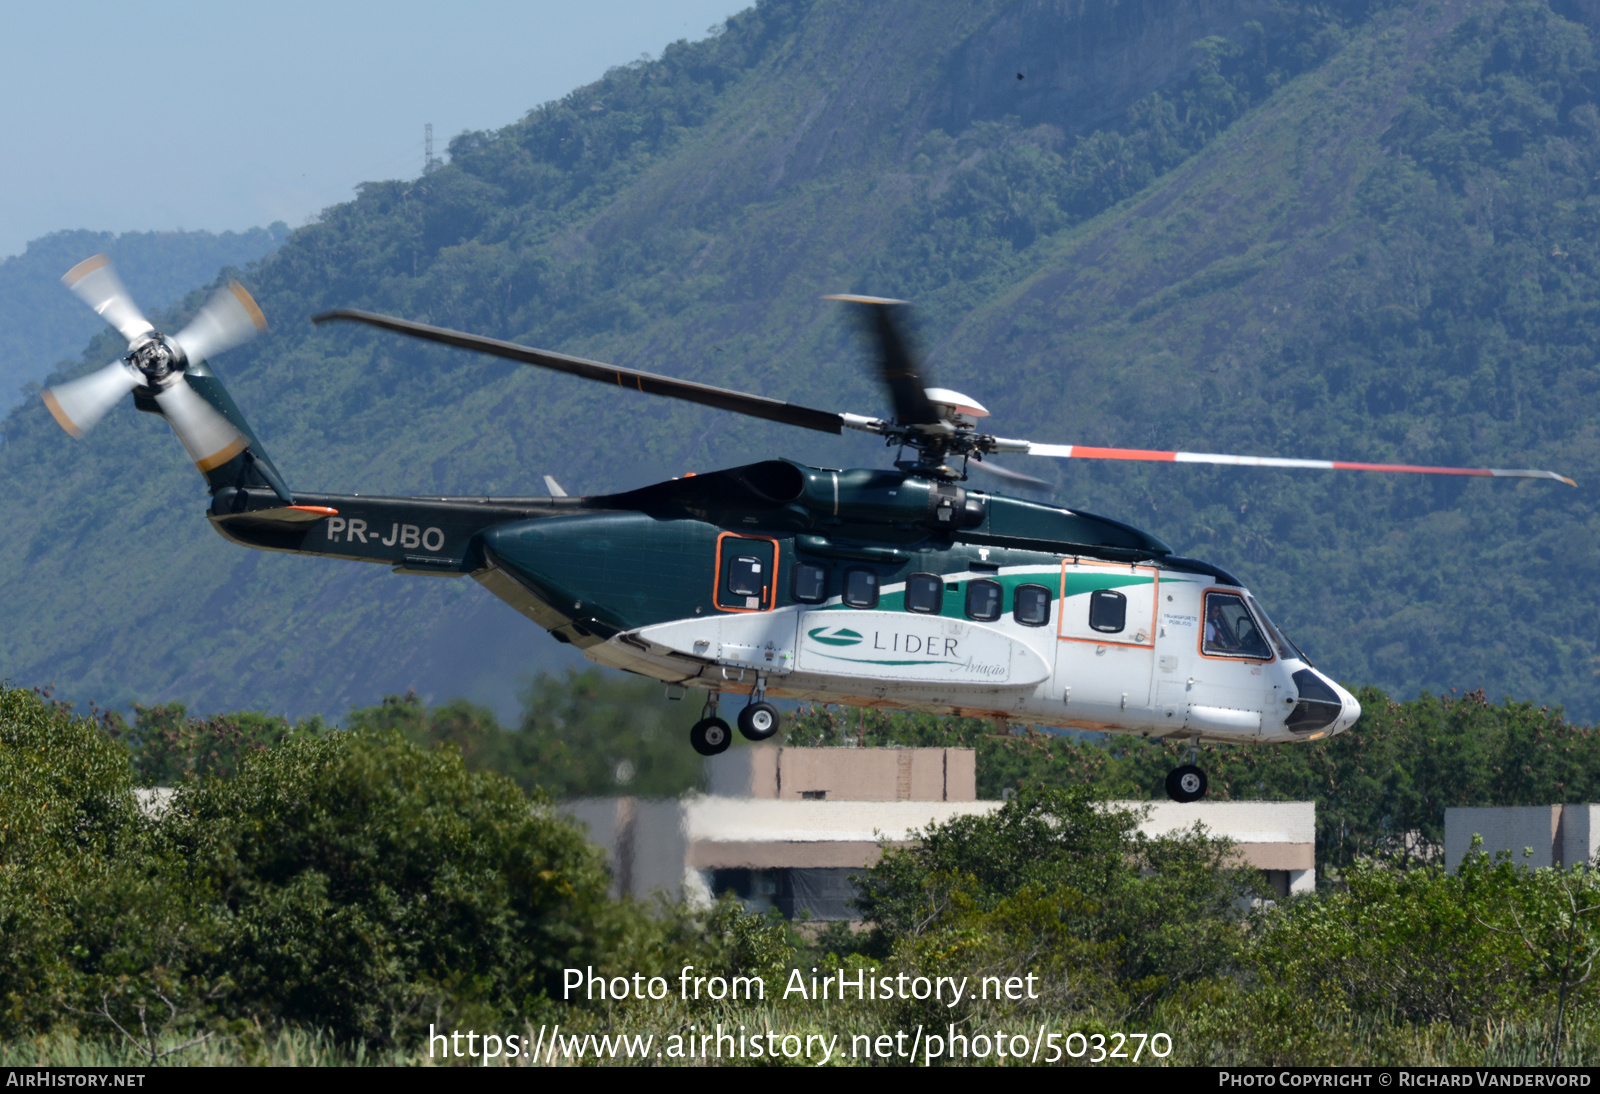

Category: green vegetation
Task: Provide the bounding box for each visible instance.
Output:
[342,669,705,798]
[4,681,1600,1065]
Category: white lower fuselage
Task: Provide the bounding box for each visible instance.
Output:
[590,560,1360,744]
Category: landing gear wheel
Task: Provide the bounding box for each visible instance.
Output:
[690,717,733,756]
[1165,764,1208,803]
[737,701,780,741]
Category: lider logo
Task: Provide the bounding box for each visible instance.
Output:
[807,626,864,647]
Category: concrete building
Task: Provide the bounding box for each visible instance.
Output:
[1444,804,1600,871]
[561,746,1318,917]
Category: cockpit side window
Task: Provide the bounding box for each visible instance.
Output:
[1202,591,1273,660]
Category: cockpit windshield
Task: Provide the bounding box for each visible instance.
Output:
[1244,593,1311,665]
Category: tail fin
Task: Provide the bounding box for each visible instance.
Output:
[135,358,293,503]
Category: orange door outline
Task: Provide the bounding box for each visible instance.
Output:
[713,532,781,613]
[1057,559,1160,649]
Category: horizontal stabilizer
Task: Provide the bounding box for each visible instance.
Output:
[213,504,338,525]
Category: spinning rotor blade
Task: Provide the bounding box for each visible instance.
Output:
[61,255,153,345]
[41,360,142,438]
[155,377,247,471]
[824,295,941,427]
[173,281,268,364]
[968,459,1052,491]
[1014,442,1576,486]
[311,309,847,434]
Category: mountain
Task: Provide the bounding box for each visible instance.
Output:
[5,0,1600,723]
[0,226,288,412]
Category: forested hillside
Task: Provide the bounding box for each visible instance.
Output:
[0,226,287,412]
[5,0,1600,721]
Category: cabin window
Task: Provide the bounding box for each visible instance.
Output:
[1013,584,1051,627]
[905,573,943,614]
[1088,589,1127,633]
[793,562,827,604]
[966,579,1002,622]
[714,533,776,612]
[1202,591,1273,660]
[727,556,764,598]
[843,568,879,609]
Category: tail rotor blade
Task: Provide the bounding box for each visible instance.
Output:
[155,377,247,471]
[41,360,142,438]
[172,281,268,365]
[61,255,154,346]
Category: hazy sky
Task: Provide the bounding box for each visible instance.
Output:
[0,1,749,257]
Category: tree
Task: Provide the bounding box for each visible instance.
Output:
[164,728,630,1043]
[849,787,1260,1016]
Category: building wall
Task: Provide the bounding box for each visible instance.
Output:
[1445,804,1600,871]
[1563,804,1599,868]
[561,787,1317,905]
[1446,806,1560,870]
[562,797,689,900]
[706,746,976,801]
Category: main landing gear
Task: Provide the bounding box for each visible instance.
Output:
[689,684,782,757]
[689,713,732,756]
[738,700,779,742]
[1164,735,1208,803]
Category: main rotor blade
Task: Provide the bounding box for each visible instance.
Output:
[1017,442,1576,486]
[155,377,247,471]
[173,281,268,364]
[825,295,941,427]
[62,255,154,346]
[41,360,142,438]
[312,309,846,435]
[968,459,1052,491]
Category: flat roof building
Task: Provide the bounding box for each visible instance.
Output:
[561,746,1318,918]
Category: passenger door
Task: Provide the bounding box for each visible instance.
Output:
[1054,560,1159,714]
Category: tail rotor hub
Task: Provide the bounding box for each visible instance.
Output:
[129,334,183,386]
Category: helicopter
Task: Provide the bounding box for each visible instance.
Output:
[42,257,1576,802]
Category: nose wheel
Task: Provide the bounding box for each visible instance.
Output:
[1165,764,1208,803]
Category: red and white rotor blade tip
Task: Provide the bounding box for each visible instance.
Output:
[1022,443,1576,487]
[173,281,268,365]
[61,255,153,346]
[155,378,247,472]
[41,360,142,438]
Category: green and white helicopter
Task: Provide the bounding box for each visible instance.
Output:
[43,259,1576,801]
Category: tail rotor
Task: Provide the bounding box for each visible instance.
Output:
[43,255,269,478]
